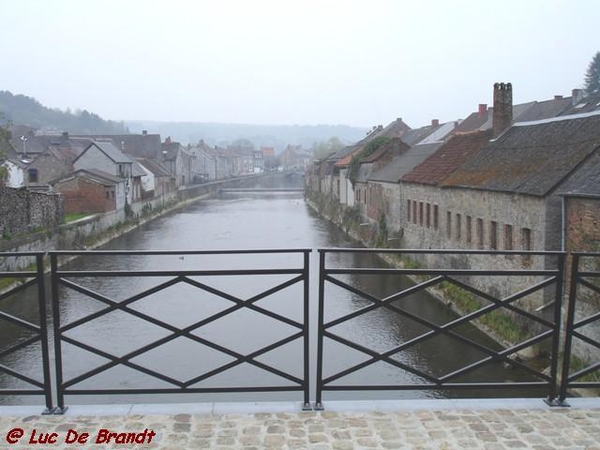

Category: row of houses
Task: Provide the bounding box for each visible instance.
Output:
[307,83,600,336]
[1,128,311,215]
[309,83,600,259]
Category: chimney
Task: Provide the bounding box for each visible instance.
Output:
[554,95,563,100]
[62,131,69,138]
[572,88,584,106]
[142,130,147,136]
[492,82,513,138]
[478,104,487,116]
[431,119,439,127]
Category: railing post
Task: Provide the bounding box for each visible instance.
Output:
[558,253,580,405]
[50,253,68,414]
[314,250,326,410]
[545,252,566,406]
[36,253,54,414]
[302,250,311,410]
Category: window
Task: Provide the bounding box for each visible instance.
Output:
[466,216,472,245]
[407,200,411,222]
[477,218,484,249]
[106,190,110,199]
[455,214,462,241]
[118,164,124,175]
[419,202,424,225]
[28,168,38,183]
[522,228,532,251]
[426,203,431,227]
[504,224,513,250]
[413,201,417,223]
[490,221,498,250]
[433,205,439,229]
[447,211,452,239]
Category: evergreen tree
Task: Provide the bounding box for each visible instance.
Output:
[584,51,600,95]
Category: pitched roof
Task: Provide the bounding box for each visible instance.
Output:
[400,125,437,146]
[84,141,133,164]
[401,130,493,186]
[135,157,172,177]
[559,93,600,116]
[51,168,124,186]
[370,142,443,183]
[556,149,600,197]
[72,133,163,159]
[443,111,600,196]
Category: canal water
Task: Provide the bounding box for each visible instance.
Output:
[1,188,544,406]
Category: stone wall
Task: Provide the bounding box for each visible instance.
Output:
[0,186,63,237]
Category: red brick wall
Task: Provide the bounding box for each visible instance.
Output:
[54,178,116,214]
[565,197,600,253]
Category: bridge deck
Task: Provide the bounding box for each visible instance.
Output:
[2,398,598,449]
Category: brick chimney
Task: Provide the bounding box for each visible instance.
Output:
[478,104,487,117]
[493,82,512,138]
[142,130,147,136]
[62,131,69,138]
[554,95,563,100]
[572,89,584,106]
[431,119,439,127]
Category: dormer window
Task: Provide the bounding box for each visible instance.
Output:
[28,168,38,183]
[118,164,124,175]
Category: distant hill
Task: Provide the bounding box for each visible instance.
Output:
[126,120,368,151]
[0,90,129,135]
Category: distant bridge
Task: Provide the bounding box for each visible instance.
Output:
[220,187,304,193]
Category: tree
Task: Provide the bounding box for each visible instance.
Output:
[313,136,345,161]
[584,51,600,95]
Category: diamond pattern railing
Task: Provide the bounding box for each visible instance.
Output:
[315,249,566,409]
[49,249,311,413]
[0,252,53,413]
[559,252,600,403]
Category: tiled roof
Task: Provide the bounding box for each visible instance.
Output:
[72,134,163,159]
[443,111,600,196]
[402,130,493,186]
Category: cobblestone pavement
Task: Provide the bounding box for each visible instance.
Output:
[1,400,599,449]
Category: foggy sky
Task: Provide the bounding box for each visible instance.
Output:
[1,0,598,129]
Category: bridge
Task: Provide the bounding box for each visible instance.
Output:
[220,187,304,193]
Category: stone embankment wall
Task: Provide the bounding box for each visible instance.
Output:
[0,186,63,237]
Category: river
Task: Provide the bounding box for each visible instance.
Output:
[0,187,544,406]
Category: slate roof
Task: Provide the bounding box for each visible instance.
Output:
[135,157,172,177]
[84,141,133,164]
[443,111,600,196]
[51,168,124,186]
[370,142,444,183]
[514,97,572,122]
[402,130,493,186]
[454,110,490,133]
[72,134,162,159]
[560,93,600,116]
[556,150,600,197]
[400,125,437,146]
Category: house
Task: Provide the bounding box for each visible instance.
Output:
[72,131,163,160]
[162,138,195,187]
[51,169,126,213]
[73,140,134,204]
[135,157,175,198]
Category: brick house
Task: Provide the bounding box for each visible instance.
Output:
[51,169,126,213]
[73,141,134,204]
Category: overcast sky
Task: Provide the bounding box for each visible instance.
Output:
[1,0,598,128]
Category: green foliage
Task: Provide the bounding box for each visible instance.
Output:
[0,90,129,134]
[63,212,92,223]
[347,136,392,186]
[569,354,600,383]
[584,51,600,95]
[313,136,345,161]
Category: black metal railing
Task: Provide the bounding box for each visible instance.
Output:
[1,249,599,413]
[315,249,566,409]
[0,252,53,412]
[49,249,311,413]
[559,252,600,403]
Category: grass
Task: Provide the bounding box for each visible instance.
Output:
[64,212,93,223]
[569,354,600,383]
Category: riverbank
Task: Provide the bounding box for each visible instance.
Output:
[304,192,541,358]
